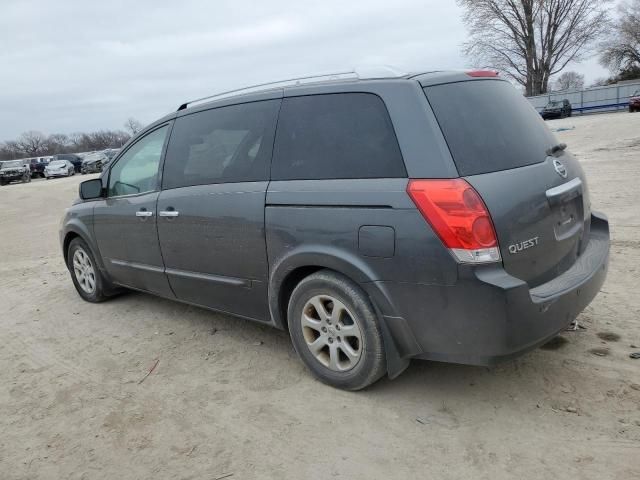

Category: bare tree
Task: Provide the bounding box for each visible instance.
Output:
[0,141,20,160]
[124,117,143,136]
[46,133,70,154]
[68,132,87,151]
[48,133,69,146]
[16,131,48,156]
[589,77,611,87]
[113,131,130,147]
[0,129,131,160]
[554,71,584,90]
[600,0,640,72]
[458,0,611,96]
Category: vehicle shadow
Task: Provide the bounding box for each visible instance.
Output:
[108,290,566,399]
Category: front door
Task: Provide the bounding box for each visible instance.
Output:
[93,123,174,297]
[156,99,281,320]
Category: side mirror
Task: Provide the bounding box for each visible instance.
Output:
[79,178,104,200]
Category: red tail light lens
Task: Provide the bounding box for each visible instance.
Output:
[407,179,501,263]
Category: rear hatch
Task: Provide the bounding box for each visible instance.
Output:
[423,79,591,287]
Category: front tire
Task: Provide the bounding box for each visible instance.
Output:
[67,238,110,303]
[288,270,386,390]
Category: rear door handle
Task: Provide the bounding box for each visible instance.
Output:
[159,210,179,217]
[135,210,154,217]
[546,177,582,206]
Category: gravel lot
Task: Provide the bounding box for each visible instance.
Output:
[1,111,639,480]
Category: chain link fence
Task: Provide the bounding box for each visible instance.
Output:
[527,82,640,114]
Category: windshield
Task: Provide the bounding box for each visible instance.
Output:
[547,101,562,107]
[2,160,22,168]
[49,160,66,167]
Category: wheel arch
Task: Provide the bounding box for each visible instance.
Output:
[62,222,106,273]
[269,247,384,329]
[268,247,411,379]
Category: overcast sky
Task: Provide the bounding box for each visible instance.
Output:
[0,0,611,140]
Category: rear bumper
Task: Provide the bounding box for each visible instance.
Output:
[370,212,610,366]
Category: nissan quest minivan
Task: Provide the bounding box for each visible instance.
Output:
[60,70,609,390]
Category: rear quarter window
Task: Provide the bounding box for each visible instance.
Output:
[271,93,406,180]
[424,80,557,176]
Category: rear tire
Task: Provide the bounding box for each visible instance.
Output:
[67,237,111,303]
[288,270,386,390]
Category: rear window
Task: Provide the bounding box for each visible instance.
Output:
[424,80,557,176]
[271,93,406,180]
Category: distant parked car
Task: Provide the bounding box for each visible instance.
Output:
[629,91,640,112]
[0,160,31,185]
[52,154,83,173]
[103,148,120,161]
[101,149,120,170]
[541,99,572,119]
[81,152,109,174]
[29,157,49,178]
[45,160,75,178]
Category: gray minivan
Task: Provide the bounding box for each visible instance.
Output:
[60,70,609,390]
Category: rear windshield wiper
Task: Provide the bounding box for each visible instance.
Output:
[546,143,567,156]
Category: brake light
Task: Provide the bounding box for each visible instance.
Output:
[407,179,501,263]
[466,69,499,77]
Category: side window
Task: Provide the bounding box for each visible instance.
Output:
[271,93,406,180]
[108,125,168,197]
[162,99,280,190]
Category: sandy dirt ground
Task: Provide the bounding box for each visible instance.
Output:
[1,111,639,480]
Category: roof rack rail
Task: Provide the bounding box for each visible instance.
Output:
[177,71,359,111]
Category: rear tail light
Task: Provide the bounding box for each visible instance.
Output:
[407,179,501,264]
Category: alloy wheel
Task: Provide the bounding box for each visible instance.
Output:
[300,295,363,372]
[73,248,96,294]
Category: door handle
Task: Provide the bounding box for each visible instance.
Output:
[135,210,154,217]
[159,210,179,217]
